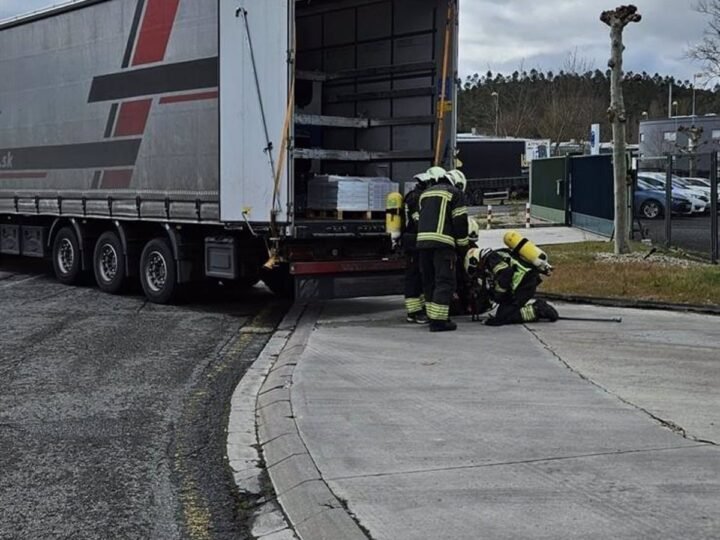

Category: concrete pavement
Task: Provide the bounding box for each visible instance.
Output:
[475,226,607,249]
[251,298,720,540]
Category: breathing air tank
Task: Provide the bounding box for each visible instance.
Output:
[503,230,553,274]
[385,192,404,242]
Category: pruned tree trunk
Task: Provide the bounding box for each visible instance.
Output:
[602,6,641,255]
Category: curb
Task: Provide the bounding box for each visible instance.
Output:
[538,292,720,316]
[227,303,307,540]
[256,303,369,540]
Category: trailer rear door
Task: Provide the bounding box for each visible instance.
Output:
[219,0,291,224]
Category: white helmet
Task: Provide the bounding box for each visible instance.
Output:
[467,217,480,243]
[413,171,432,184]
[447,169,467,192]
[426,166,448,182]
[464,247,481,275]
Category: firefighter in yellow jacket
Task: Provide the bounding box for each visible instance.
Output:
[416,167,469,332]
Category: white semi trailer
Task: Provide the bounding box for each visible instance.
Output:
[0,0,458,303]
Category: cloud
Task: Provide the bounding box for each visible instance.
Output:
[458,0,708,80]
[1,0,710,81]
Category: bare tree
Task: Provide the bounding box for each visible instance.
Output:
[601,5,642,255]
[690,0,720,77]
[535,50,598,152]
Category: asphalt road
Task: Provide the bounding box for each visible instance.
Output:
[640,213,719,256]
[0,257,288,540]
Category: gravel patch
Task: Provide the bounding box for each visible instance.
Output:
[594,251,709,268]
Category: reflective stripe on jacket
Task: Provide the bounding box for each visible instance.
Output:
[416,183,469,250]
[486,249,533,299]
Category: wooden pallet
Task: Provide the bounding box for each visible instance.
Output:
[305,209,385,221]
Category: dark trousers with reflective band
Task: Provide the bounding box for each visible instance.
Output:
[419,248,457,321]
[494,277,538,325]
[404,250,424,314]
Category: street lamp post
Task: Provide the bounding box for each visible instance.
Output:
[692,72,704,121]
[672,100,679,117]
[491,91,499,137]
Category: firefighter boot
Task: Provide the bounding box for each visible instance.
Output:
[534,299,559,322]
[407,311,430,324]
[429,319,458,332]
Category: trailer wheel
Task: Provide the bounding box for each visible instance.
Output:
[93,231,126,294]
[52,226,83,285]
[139,237,177,304]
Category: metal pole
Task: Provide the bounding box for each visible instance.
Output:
[665,154,673,249]
[711,152,718,264]
[668,82,672,119]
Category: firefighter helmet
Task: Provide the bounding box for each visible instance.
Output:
[426,166,448,182]
[413,171,432,184]
[464,247,481,276]
[447,169,467,192]
[468,217,480,242]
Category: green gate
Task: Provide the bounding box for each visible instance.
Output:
[530,157,569,224]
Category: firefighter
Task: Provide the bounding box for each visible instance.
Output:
[403,171,433,324]
[451,216,481,317]
[464,247,559,326]
[417,166,469,332]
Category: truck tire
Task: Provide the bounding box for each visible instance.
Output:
[139,237,177,304]
[93,231,126,294]
[52,226,83,285]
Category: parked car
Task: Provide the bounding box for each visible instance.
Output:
[634,179,693,219]
[682,177,720,201]
[638,173,708,214]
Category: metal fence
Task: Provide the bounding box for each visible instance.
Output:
[634,152,719,263]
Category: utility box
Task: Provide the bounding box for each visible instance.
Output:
[0,224,20,255]
[21,226,47,258]
[205,237,238,280]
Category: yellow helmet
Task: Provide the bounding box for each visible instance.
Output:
[447,169,467,192]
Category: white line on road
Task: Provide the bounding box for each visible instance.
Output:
[0,275,44,290]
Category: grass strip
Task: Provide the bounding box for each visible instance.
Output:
[539,241,720,306]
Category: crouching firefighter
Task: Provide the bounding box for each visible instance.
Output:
[417,167,470,332]
[403,171,433,324]
[463,238,559,326]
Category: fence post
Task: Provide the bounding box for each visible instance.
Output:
[525,202,531,229]
[711,152,718,264]
[486,205,493,230]
[665,154,673,250]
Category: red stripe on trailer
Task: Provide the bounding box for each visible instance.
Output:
[101,169,134,189]
[290,259,406,276]
[132,0,181,66]
[159,90,219,105]
[114,99,153,137]
[0,172,47,179]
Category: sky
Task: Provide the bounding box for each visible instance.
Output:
[0,0,710,82]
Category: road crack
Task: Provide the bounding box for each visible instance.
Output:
[523,325,718,447]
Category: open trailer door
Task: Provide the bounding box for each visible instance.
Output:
[219,0,291,224]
